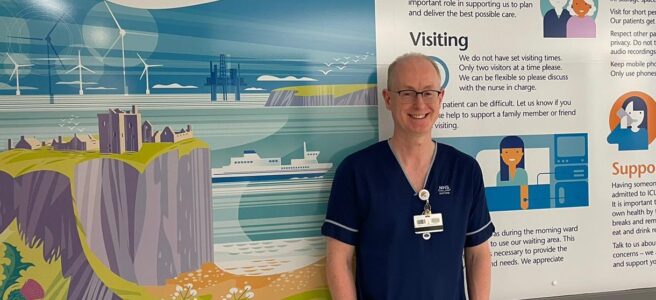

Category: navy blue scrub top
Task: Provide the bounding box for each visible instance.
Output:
[322,141,495,299]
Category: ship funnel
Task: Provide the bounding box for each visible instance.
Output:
[303,142,307,159]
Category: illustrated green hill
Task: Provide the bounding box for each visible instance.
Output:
[274,84,376,97]
[0,138,208,179]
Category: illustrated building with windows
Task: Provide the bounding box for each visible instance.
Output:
[98,105,143,154]
[142,120,154,143]
[52,134,99,151]
[7,105,192,155]
[14,136,42,150]
[160,125,193,143]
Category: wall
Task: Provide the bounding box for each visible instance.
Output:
[0,0,654,299]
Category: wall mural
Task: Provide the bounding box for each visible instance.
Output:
[0,0,377,299]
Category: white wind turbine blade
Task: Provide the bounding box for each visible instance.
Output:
[65,66,78,74]
[103,34,122,60]
[128,31,157,37]
[140,66,147,80]
[6,53,16,65]
[9,67,17,81]
[104,1,123,30]
[137,53,146,65]
[81,66,95,73]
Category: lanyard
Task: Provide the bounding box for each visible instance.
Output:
[418,189,431,216]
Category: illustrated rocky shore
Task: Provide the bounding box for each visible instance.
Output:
[265,85,377,106]
[0,148,212,299]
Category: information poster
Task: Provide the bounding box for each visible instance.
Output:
[377,0,656,298]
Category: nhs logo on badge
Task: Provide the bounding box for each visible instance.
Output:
[438,185,451,195]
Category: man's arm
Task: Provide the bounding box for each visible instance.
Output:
[326,237,356,300]
[464,241,492,300]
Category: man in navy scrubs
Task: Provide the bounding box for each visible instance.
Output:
[322,53,494,299]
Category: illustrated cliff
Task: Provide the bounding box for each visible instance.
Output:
[265,84,377,106]
[0,140,212,300]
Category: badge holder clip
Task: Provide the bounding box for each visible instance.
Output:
[413,189,444,240]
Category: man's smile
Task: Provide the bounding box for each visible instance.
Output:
[410,113,429,119]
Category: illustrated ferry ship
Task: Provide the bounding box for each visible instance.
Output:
[212,142,333,183]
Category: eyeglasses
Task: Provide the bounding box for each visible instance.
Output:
[391,89,442,103]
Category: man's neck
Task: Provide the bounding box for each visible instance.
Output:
[390,134,435,160]
[388,134,435,166]
[389,134,436,192]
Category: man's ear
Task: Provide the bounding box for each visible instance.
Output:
[383,89,392,110]
[438,89,445,105]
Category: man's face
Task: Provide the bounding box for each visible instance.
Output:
[549,0,567,9]
[383,57,443,139]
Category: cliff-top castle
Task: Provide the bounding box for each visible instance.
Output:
[8,105,193,154]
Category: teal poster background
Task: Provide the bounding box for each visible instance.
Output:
[0,0,376,299]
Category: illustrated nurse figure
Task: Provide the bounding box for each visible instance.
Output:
[607,96,649,151]
[496,136,529,210]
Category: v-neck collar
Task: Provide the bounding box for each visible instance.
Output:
[387,139,438,194]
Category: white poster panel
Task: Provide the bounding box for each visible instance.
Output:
[376,0,656,298]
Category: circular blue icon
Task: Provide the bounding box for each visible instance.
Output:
[430,56,449,89]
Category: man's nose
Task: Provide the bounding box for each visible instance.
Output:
[412,95,428,108]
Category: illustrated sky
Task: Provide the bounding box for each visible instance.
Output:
[0,0,376,95]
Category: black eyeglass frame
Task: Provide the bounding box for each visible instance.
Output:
[390,89,443,99]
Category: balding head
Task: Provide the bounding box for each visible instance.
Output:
[386,53,441,90]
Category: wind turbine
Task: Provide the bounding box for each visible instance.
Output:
[66,50,95,96]
[137,53,162,95]
[102,1,156,96]
[9,15,66,104]
[102,1,128,95]
[6,53,33,96]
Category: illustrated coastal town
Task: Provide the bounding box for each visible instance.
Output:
[7,105,192,153]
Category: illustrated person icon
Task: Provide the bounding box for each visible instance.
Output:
[543,0,571,38]
[496,136,529,210]
[566,0,596,38]
[607,96,649,151]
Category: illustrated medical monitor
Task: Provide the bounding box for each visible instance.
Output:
[554,134,587,164]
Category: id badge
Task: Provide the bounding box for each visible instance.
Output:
[413,213,444,235]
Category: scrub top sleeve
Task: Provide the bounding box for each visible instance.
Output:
[321,158,360,246]
[465,160,495,247]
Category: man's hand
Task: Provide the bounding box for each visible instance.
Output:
[326,237,357,300]
[465,241,492,300]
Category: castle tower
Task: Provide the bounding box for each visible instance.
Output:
[98,109,126,154]
[124,105,142,152]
